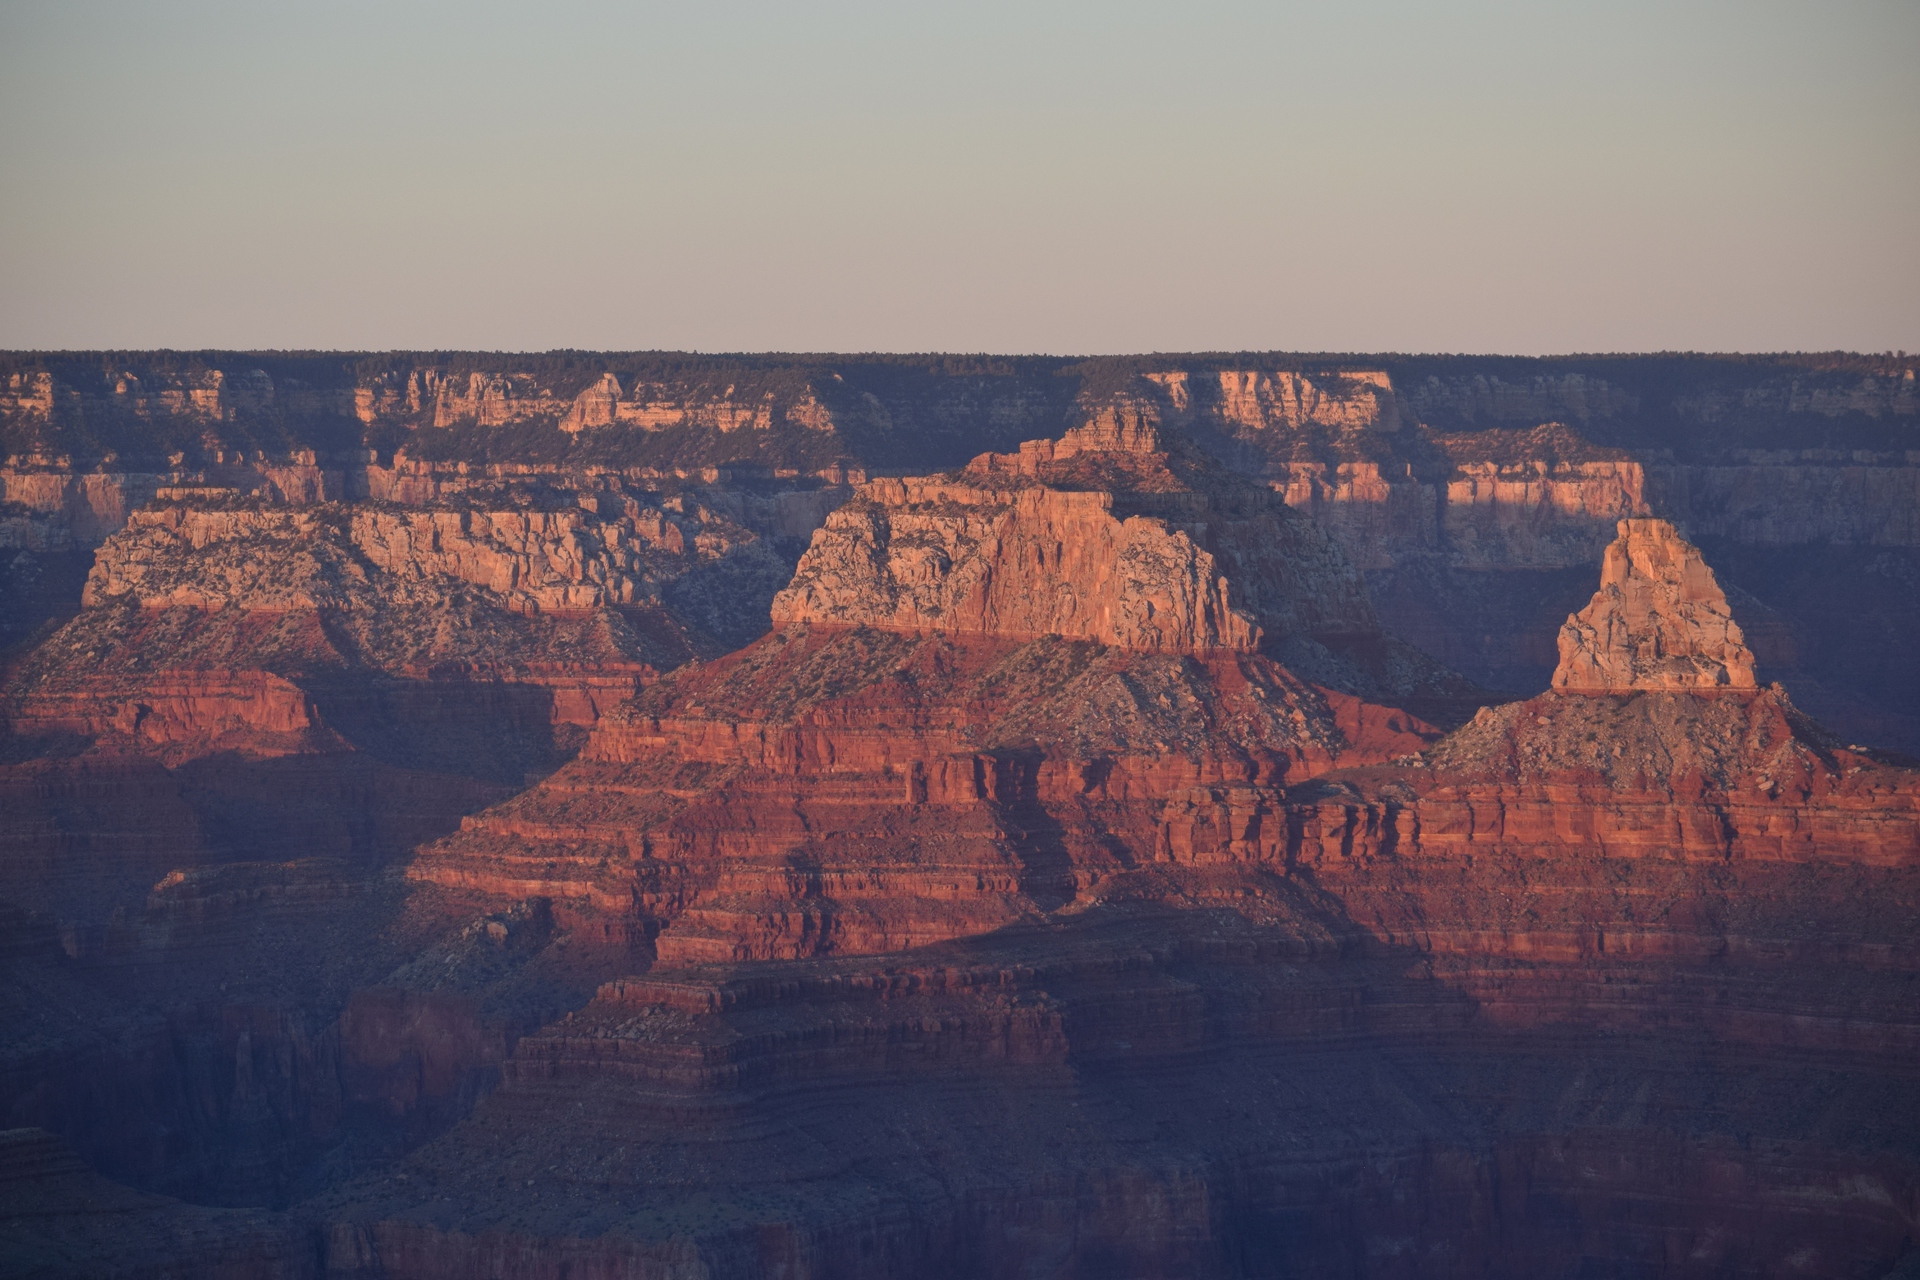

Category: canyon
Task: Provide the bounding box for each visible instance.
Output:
[1,351,1916,1278]
[5,351,1914,747]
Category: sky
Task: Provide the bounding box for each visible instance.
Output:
[1,1,1915,356]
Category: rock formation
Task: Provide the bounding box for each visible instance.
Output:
[5,349,1919,747]
[85,492,781,625]
[774,481,1262,653]
[0,485,792,971]
[1286,525,1916,1056]
[9,485,789,742]
[340,480,1917,1276]
[409,424,1443,964]
[1551,517,1758,692]
[771,419,1372,655]
[3,354,1920,1278]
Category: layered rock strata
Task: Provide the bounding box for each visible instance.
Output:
[411,625,1434,965]
[1051,369,1918,746]
[406,424,1455,964]
[0,489,791,954]
[7,350,1919,750]
[5,355,1920,1276]
[307,899,1920,1279]
[5,488,785,760]
[340,485,1920,1276]
[771,417,1480,722]
[775,484,1259,652]
[1284,517,1918,1068]
[85,491,783,626]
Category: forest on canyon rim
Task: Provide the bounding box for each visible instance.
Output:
[0,349,1917,1279]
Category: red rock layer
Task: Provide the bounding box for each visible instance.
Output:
[3,497,721,779]
[5,365,1917,1274]
[408,626,1435,963]
[363,506,1920,1277]
[1283,686,1920,1065]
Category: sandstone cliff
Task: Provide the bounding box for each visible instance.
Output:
[1285,523,1917,1044]
[84,493,780,623]
[776,481,1263,652]
[3,490,789,756]
[1552,517,1758,692]
[771,420,1374,655]
[770,418,1484,722]
[408,625,1436,965]
[0,487,796,964]
[402,421,1451,962]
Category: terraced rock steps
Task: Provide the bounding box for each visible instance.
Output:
[313,899,1920,1279]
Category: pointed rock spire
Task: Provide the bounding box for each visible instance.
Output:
[1553,518,1758,693]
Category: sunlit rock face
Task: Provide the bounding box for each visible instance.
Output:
[770,417,1376,656]
[1553,517,1758,692]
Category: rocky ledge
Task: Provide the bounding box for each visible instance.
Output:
[87,489,788,641]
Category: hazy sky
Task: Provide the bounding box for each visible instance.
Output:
[2,1,1915,355]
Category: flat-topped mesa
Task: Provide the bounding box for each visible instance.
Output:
[769,420,1375,656]
[1552,518,1758,693]
[2,494,791,758]
[86,498,767,617]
